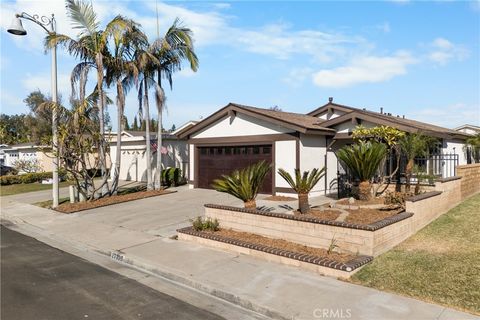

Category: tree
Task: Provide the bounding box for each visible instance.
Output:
[212,161,271,209]
[398,133,436,192]
[23,90,53,144]
[132,116,139,130]
[352,125,405,195]
[151,18,198,190]
[0,114,30,145]
[465,133,480,163]
[170,124,176,132]
[278,167,325,214]
[46,0,133,196]
[269,105,282,112]
[337,141,387,200]
[105,19,146,194]
[122,116,130,130]
[12,158,43,173]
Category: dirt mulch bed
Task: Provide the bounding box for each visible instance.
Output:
[209,228,354,263]
[298,209,341,221]
[263,195,297,201]
[55,189,175,214]
[343,208,403,225]
[336,197,385,206]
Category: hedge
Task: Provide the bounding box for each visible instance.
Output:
[0,171,68,186]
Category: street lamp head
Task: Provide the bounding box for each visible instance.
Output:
[7,17,27,36]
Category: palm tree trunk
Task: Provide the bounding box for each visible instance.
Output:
[298,193,310,214]
[358,181,372,200]
[244,200,256,209]
[405,159,414,193]
[96,53,109,197]
[155,108,163,189]
[143,79,153,190]
[111,79,124,195]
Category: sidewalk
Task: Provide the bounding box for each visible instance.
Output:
[1,196,478,320]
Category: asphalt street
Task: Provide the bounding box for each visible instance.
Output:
[0,225,225,320]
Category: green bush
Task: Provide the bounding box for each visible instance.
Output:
[162,167,183,187]
[191,216,220,232]
[0,171,68,185]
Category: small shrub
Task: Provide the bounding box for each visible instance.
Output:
[191,216,220,232]
[162,167,182,187]
[327,237,339,255]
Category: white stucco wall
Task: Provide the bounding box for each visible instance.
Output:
[192,113,293,139]
[189,144,195,188]
[316,110,346,121]
[299,134,325,196]
[110,139,188,182]
[275,140,297,191]
[441,139,467,177]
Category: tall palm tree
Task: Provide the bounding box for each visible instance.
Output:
[150,19,198,189]
[337,141,387,200]
[105,21,146,194]
[46,0,132,196]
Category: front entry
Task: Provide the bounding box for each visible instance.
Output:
[197,144,273,194]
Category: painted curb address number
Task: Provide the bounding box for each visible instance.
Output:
[111,252,125,262]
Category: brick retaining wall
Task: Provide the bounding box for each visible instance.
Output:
[457,163,480,200]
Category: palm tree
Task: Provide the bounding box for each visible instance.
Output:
[337,141,387,200]
[46,0,132,196]
[399,133,436,192]
[212,161,271,209]
[278,168,325,214]
[150,18,198,189]
[105,21,146,194]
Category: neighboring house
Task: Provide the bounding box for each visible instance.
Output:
[178,98,471,197]
[454,124,480,135]
[109,130,188,182]
[3,143,53,172]
[0,144,8,166]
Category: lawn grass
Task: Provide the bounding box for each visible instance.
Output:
[0,181,73,196]
[351,193,480,315]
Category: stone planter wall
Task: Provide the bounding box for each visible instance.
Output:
[457,163,480,200]
[204,204,413,257]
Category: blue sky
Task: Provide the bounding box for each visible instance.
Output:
[1,0,479,131]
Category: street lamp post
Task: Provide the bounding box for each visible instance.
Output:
[8,13,59,208]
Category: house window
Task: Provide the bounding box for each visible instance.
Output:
[225,147,232,155]
[200,148,207,155]
[262,147,271,154]
[217,147,223,155]
[253,146,260,154]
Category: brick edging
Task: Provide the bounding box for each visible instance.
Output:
[405,191,442,203]
[204,204,413,231]
[177,227,373,272]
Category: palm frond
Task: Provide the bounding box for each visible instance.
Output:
[65,0,99,37]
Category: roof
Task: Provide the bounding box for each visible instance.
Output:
[454,124,480,132]
[3,143,46,151]
[309,101,471,140]
[177,103,335,139]
[172,121,199,137]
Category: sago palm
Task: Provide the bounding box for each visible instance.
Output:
[278,167,325,214]
[337,141,387,200]
[45,0,132,196]
[212,161,271,209]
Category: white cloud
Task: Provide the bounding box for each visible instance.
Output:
[282,67,313,87]
[377,22,391,33]
[428,37,469,65]
[411,103,480,128]
[312,51,417,88]
[212,3,231,9]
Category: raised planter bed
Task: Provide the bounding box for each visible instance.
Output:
[204,204,413,257]
[177,227,373,278]
[55,189,176,213]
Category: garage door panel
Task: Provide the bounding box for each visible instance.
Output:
[198,144,273,193]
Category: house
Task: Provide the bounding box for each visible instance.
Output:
[109,130,188,182]
[177,98,471,196]
[454,124,480,135]
[3,143,54,172]
[0,144,8,166]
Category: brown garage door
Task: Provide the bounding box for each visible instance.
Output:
[197,145,273,194]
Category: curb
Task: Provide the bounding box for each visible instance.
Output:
[0,214,288,320]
